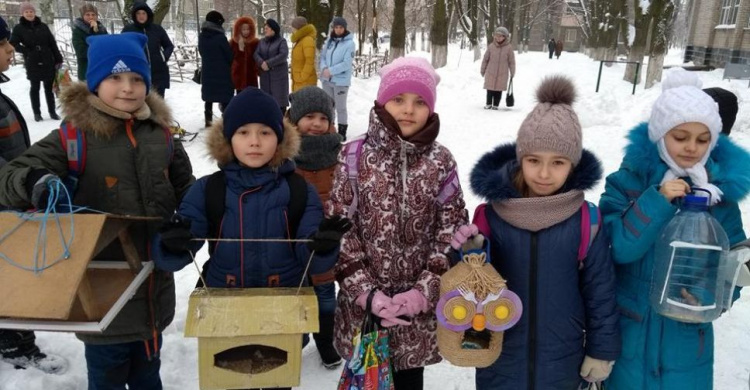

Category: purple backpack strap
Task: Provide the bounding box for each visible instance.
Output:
[344,136,366,219]
[472,203,491,237]
[578,201,601,269]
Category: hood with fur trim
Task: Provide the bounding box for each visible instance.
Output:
[206,116,301,169]
[622,122,750,203]
[59,82,172,138]
[471,143,602,202]
[232,16,257,41]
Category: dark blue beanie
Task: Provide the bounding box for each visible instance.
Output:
[223,88,284,142]
[265,19,281,37]
[0,16,10,41]
[86,33,151,94]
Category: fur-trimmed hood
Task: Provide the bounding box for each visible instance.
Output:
[232,16,257,41]
[206,116,301,169]
[622,122,750,202]
[59,82,172,138]
[470,143,603,202]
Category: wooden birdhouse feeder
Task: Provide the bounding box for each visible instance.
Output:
[184,287,319,390]
[0,213,154,333]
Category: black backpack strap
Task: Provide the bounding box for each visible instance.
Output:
[204,170,226,256]
[285,172,309,239]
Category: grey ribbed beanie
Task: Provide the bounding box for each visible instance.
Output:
[516,76,582,165]
[289,86,335,125]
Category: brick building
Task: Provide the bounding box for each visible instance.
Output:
[684,0,750,66]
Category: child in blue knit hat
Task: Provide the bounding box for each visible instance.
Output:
[152,88,352,388]
[0,32,195,388]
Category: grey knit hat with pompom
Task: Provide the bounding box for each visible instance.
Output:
[516,75,582,165]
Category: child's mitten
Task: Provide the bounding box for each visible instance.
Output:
[25,169,59,210]
[451,224,479,250]
[579,356,614,383]
[159,214,194,253]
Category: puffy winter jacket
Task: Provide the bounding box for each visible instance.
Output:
[153,118,338,288]
[290,24,317,92]
[0,74,30,169]
[254,35,289,107]
[0,82,195,344]
[319,31,355,87]
[122,3,174,91]
[329,105,468,371]
[600,123,750,390]
[471,144,620,390]
[10,16,62,82]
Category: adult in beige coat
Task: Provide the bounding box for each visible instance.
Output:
[481,27,515,110]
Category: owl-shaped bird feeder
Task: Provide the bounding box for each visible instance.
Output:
[437,235,522,367]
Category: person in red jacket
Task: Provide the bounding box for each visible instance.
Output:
[230,16,260,94]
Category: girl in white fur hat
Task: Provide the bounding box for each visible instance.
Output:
[600,68,750,389]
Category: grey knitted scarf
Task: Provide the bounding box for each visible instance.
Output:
[492,190,585,232]
[295,133,343,171]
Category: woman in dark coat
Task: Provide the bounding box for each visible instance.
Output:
[10,2,63,121]
[254,19,289,111]
[71,3,108,81]
[122,2,174,98]
[198,11,233,128]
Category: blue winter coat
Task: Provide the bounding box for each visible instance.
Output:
[152,121,337,288]
[198,21,234,104]
[122,3,174,90]
[254,36,290,107]
[600,123,750,390]
[471,144,620,390]
[319,31,355,86]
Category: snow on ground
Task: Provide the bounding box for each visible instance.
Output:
[1,47,749,389]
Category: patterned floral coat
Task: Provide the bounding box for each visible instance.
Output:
[328,105,468,370]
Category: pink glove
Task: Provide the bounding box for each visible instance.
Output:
[451,224,479,250]
[391,289,430,317]
[356,290,395,317]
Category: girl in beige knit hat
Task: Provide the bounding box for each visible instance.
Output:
[451,75,620,389]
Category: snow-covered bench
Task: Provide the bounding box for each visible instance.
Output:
[722,63,750,87]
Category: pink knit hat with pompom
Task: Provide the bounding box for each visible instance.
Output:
[377,57,441,113]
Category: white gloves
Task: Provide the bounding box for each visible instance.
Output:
[580,355,614,383]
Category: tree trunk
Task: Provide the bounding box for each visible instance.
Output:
[277,0,282,23]
[645,53,664,89]
[152,0,171,25]
[390,0,407,60]
[371,0,379,52]
[644,0,674,88]
[298,0,333,49]
[334,0,346,16]
[488,0,497,45]
[39,0,55,35]
[175,0,186,43]
[123,0,135,25]
[624,0,650,83]
[431,0,448,68]
[65,0,74,24]
[447,0,459,41]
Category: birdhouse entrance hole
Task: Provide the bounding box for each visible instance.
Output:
[214,344,288,374]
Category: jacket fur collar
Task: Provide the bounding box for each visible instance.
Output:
[622,122,750,202]
[207,116,301,169]
[470,143,602,202]
[59,82,172,138]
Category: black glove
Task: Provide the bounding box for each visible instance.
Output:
[159,214,194,253]
[307,215,353,254]
[25,169,59,210]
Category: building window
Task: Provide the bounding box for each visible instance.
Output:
[566,29,577,43]
[718,0,740,25]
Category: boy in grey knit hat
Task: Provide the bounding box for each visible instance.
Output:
[288,86,344,369]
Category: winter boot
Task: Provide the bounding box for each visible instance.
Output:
[0,330,67,374]
[34,113,43,122]
[313,313,342,369]
[338,124,348,141]
[49,111,60,120]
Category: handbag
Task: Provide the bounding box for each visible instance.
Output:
[337,291,395,390]
[192,67,202,84]
[506,78,514,107]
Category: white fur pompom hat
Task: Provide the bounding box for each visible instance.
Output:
[648,68,722,149]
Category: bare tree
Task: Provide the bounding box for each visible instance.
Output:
[644,0,674,88]
[152,0,171,24]
[431,0,448,67]
[390,0,407,59]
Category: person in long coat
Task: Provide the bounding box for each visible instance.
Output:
[198,11,233,128]
[230,16,259,93]
[10,2,63,121]
[480,27,515,110]
[555,39,564,59]
[290,16,317,92]
[71,3,108,81]
[547,38,555,59]
[254,19,289,111]
[122,2,174,97]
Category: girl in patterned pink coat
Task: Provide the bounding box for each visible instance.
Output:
[328,57,468,389]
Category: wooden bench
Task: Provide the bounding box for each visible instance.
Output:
[722,63,750,87]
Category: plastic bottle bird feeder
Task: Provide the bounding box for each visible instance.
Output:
[184,287,319,390]
[0,213,154,332]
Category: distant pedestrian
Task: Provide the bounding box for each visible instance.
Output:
[198,11,233,128]
[548,38,555,59]
[254,19,289,113]
[480,27,515,110]
[319,17,354,140]
[555,39,563,59]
